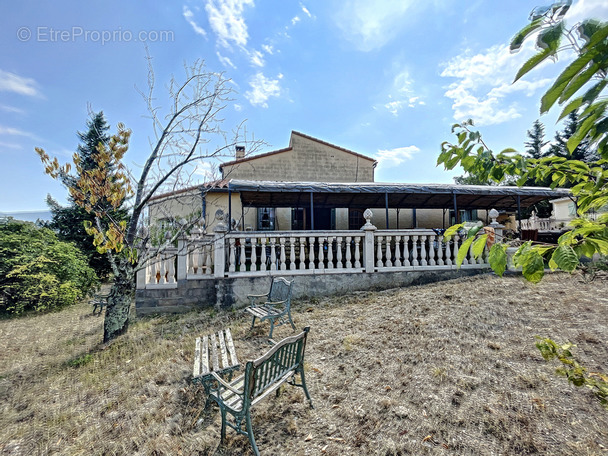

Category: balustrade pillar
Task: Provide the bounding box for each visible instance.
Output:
[362,209,377,273]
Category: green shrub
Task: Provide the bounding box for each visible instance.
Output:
[0,219,98,315]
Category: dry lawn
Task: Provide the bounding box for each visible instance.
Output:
[1,272,607,455]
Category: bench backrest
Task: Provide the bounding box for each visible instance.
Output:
[243,326,309,406]
[268,277,293,305]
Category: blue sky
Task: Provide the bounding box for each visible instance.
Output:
[1,0,608,212]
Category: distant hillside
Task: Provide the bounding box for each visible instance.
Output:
[0,211,52,222]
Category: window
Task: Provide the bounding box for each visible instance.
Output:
[450,209,478,225]
[291,208,305,230]
[349,208,364,230]
[257,208,276,231]
[568,202,576,217]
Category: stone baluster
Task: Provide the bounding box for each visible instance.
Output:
[290,237,296,270]
[240,237,246,271]
[318,236,325,270]
[394,235,402,267]
[308,236,315,269]
[345,236,352,268]
[385,236,393,267]
[411,236,419,266]
[228,237,236,272]
[468,238,476,265]
[327,236,334,269]
[420,235,428,266]
[280,238,287,270]
[205,243,213,275]
[299,237,306,270]
[437,236,445,266]
[270,237,277,270]
[402,235,410,267]
[354,236,362,268]
[428,234,436,266]
[376,236,384,268]
[158,254,166,284]
[445,237,452,266]
[453,234,460,266]
[260,237,267,271]
[460,234,469,265]
[250,237,257,272]
[166,253,176,284]
[336,236,343,269]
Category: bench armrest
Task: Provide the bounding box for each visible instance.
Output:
[248,293,270,306]
[210,372,243,396]
[265,299,287,307]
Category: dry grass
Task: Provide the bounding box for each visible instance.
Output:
[1,272,607,455]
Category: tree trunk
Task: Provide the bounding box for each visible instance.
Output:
[103,258,135,343]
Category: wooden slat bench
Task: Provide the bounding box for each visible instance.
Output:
[192,328,240,399]
[206,326,313,456]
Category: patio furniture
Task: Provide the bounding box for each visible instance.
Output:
[245,277,295,339]
[207,327,313,456]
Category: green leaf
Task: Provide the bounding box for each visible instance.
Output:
[510,18,543,51]
[550,245,579,272]
[558,61,601,105]
[582,79,608,105]
[568,107,605,152]
[514,48,552,83]
[579,20,608,50]
[522,250,545,283]
[443,223,464,241]
[488,243,507,277]
[472,234,488,259]
[559,96,584,121]
[456,236,475,268]
[467,225,482,239]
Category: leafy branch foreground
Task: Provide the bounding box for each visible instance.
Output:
[536,337,608,409]
[1,274,607,455]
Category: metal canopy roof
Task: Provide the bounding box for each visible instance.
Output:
[227,180,572,211]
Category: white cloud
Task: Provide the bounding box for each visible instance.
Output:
[216,51,237,69]
[183,6,207,37]
[375,146,420,169]
[234,104,242,111]
[0,104,25,115]
[300,4,312,18]
[291,16,301,25]
[440,40,552,126]
[0,125,31,136]
[205,0,254,49]
[0,70,41,97]
[334,0,415,51]
[382,70,425,116]
[0,141,22,150]
[248,49,265,67]
[566,0,608,25]
[194,160,216,180]
[245,73,282,108]
[261,44,274,55]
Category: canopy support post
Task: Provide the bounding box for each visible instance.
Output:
[385,192,389,229]
[517,195,522,236]
[228,184,232,232]
[310,192,315,231]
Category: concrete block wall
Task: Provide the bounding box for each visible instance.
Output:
[135,269,488,315]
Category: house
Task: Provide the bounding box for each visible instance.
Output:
[148,131,498,233]
[136,131,571,314]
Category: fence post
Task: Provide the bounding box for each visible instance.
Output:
[214,211,228,278]
[362,208,377,273]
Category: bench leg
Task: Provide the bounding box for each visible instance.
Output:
[299,367,314,409]
[287,310,296,330]
[245,411,260,456]
[250,315,257,330]
[268,319,275,340]
[220,407,227,444]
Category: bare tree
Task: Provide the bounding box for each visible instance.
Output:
[37,57,263,342]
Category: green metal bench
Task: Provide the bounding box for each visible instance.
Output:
[245,277,296,339]
[206,326,313,456]
[90,294,109,316]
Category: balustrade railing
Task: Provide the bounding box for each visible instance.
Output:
[224,231,365,274]
[137,210,492,289]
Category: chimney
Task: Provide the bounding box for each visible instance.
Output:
[235,145,245,160]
